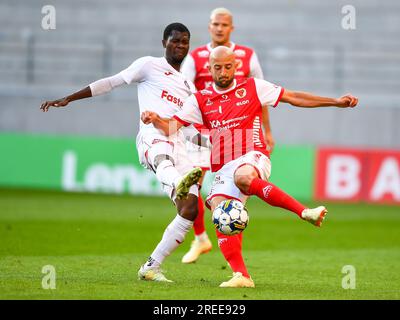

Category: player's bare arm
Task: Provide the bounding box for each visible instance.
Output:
[141,111,184,136]
[41,67,128,113]
[40,86,92,112]
[281,90,358,108]
[141,111,209,147]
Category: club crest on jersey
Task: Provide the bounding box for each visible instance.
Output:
[198,50,209,58]
[235,88,247,99]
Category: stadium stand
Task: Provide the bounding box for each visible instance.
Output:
[1,0,399,147]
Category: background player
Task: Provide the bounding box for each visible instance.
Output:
[40,23,202,283]
[141,46,358,287]
[180,7,275,263]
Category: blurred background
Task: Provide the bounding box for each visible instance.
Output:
[0,0,399,203]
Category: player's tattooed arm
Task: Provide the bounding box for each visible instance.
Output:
[281,90,358,108]
[40,86,92,112]
[141,111,184,136]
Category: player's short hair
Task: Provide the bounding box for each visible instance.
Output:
[210,7,233,21]
[163,23,191,41]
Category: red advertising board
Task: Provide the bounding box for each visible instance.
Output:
[315,147,400,204]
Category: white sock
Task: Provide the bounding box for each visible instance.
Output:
[155,160,181,188]
[195,231,209,242]
[143,256,160,269]
[147,214,193,267]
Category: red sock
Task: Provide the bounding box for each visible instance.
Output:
[238,232,243,243]
[248,178,306,217]
[216,230,249,278]
[193,195,206,235]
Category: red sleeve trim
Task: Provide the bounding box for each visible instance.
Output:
[173,115,191,127]
[273,87,285,108]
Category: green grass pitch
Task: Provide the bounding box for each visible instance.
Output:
[0,188,399,299]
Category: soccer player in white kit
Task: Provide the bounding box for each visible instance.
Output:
[40,23,204,282]
[142,46,358,287]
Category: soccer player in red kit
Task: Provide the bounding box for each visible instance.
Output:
[180,7,275,263]
[142,46,358,287]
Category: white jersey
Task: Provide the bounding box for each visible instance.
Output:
[88,55,199,199]
[119,56,196,137]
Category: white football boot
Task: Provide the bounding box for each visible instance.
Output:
[181,238,212,264]
[301,206,328,227]
[137,265,173,282]
[175,167,202,200]
[219,272,255,288]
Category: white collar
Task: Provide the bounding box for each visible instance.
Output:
[212,79,237,94]
[161,56,182,74]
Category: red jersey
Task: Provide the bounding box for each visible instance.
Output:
[182,42,264,134]
[174,78,284,172]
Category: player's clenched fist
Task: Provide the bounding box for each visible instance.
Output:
[141,111,159,124]
[336,94,358,108]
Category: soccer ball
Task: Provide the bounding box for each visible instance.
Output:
[212,199,249,235]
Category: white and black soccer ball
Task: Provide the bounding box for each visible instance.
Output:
[212,199,249,235]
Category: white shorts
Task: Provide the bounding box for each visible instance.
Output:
[136,128,198,200]
[185,142,211,169]
[206,151,271,209]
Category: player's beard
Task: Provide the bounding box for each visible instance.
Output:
[215,76,234,89]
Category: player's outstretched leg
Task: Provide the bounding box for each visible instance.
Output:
[182,194,212,263]
[247,178,329,227]
[234,165,329,227]
[138,193,199,282]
